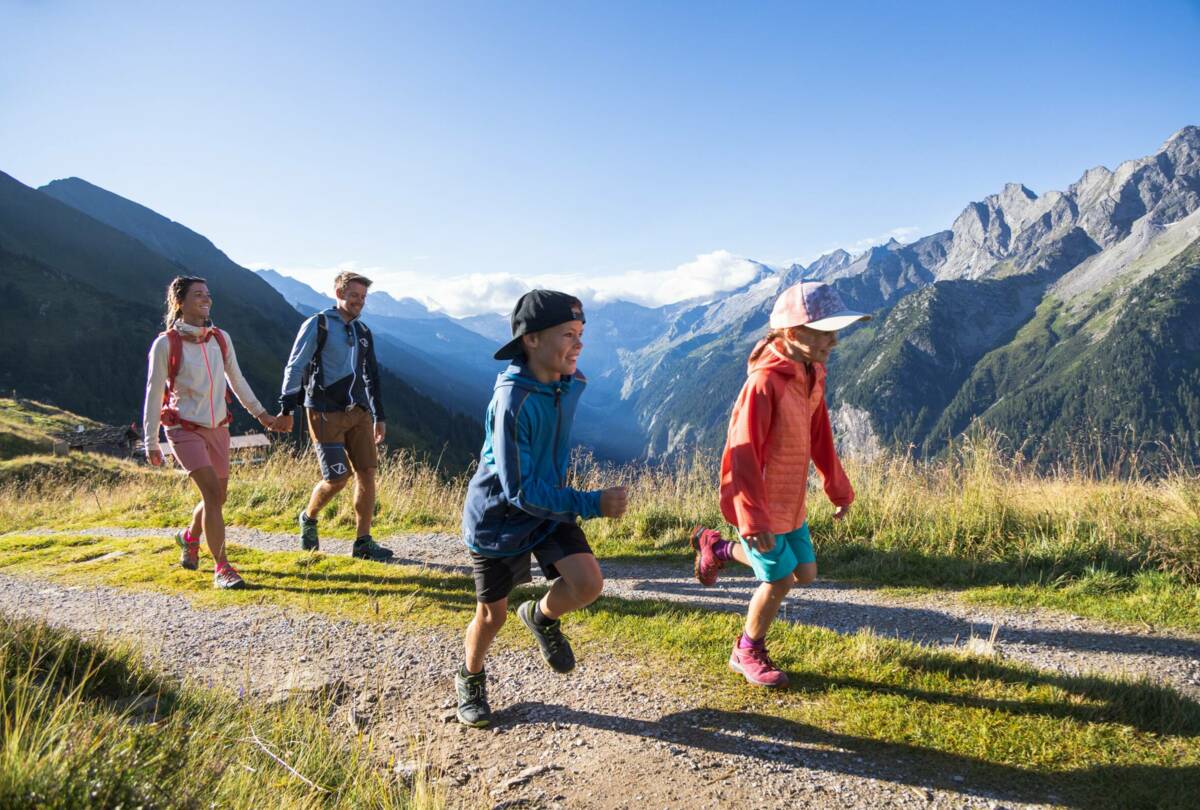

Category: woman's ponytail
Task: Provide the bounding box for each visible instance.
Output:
[748,328,787,362]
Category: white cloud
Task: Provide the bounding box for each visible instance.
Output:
[251,250,773,318]
[791,225,924,266]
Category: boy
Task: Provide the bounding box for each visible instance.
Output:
[274,270,394,562]
[456,289,628,728]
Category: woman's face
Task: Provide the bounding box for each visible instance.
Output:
[780,325,837,364]
[181,282,212,324]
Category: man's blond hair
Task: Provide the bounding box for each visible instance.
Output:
[334,270,373,296]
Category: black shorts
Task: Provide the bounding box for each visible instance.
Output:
[470,522,592,604]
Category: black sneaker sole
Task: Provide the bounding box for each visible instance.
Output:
[455,709,491,728]
[517,601,575,674]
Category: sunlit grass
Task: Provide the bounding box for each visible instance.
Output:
[1,530,1198,809]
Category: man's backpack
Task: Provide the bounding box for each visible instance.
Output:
[159,327,233,430]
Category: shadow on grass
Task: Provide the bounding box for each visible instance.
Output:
[494,702,1196,809]
[590,596,1200,738]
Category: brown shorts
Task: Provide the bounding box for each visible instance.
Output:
[306,406,377,481]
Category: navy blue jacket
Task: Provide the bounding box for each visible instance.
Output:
[279,308,385,420]
[462,362,603,557]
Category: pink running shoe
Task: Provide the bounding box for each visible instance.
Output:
[729,639,790,688]
[690,525,726,587]
[175,530,199,570]
[213,562,246,590]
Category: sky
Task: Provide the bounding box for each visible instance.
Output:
[3,0,1199,316]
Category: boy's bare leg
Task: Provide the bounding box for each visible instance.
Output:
[538,553,603,620]
[464,598,507,674]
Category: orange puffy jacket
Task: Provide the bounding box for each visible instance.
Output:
[719,339,854,536]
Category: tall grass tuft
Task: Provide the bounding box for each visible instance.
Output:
[0,615,436,809]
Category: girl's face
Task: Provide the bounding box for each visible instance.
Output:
[181,283,212,324]
[523,321,585,382]
[780,325,837,364]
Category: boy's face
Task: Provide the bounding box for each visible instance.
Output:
[783,325,838,364]
[523,320,585,378]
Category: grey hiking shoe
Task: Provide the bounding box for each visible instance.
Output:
[518,600,575,674]
[175,530,199,570]
[298,510,319,551]
[455,668,491,728]
[351,535,394,562]
[213,562,246,590]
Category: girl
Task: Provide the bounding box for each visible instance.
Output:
[143,276,276,589]
[691,281,868,687]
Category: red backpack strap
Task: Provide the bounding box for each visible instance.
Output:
[163,330,183,404]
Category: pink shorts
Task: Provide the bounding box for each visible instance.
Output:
[166,426,231,478]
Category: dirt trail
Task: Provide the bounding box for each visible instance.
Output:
[5,526,1200,807]
[22,526,1200,696]
[0,573,1044,809]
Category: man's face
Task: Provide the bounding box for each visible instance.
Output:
[337,281,368,318]
[524,320,585,377]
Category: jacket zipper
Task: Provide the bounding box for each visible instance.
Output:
[553,384,564,486]
[200,341,217,427]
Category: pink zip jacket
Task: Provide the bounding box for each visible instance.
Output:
[719,339,854,536]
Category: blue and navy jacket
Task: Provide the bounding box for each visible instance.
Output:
[462,362,603,557]
[279,308,386,420]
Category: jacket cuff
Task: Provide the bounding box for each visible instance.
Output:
[582,490,604,520]
[279,392,301,416]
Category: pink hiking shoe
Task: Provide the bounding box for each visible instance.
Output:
[175,530,199,570]
[728,638,790,688]
[690,526,726,587]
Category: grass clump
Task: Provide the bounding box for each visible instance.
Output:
[0,614,436,809]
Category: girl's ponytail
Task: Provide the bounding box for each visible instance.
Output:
[748,328,787,362]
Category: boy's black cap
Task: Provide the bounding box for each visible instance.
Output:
[494,289,586,361]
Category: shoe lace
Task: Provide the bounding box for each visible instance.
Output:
[215,562,239,579]
[544,624,568,654]
[745,645,778,670]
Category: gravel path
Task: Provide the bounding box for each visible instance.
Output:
[20,526,1200,697]
[0,574,1050,809]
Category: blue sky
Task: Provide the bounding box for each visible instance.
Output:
[3,0,1198,315]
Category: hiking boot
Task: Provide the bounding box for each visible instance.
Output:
[728,639,789,688]
[455,668,492,728]
[517,600,575,674]
[690,525,726,587]
[351,535,394,562]
[298,510,319,551]
[175,530,199,570]
[213,562,246,590]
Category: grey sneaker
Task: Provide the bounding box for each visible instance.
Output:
[518,600,575,674]
[351,535,394,561]
[455,668,491,728]
[213,562,246,590]
[298,510,319,551]
[175,530,199,570]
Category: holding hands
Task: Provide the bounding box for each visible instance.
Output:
[273,412,294,432]
[599,486,628,519]
[148,449,164,467]
[256,412,278,431]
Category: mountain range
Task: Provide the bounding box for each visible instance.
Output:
[0,173,482,468]
[8,124,1196,470]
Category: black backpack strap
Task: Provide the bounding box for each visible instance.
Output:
[303,313,329,391]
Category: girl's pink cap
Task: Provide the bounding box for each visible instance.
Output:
[769,281,870,332]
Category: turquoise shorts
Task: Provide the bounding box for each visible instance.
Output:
[738,523,815,583]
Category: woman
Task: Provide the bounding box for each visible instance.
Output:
[143,276,276,589]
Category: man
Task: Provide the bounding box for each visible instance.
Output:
[275,270,394,561]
